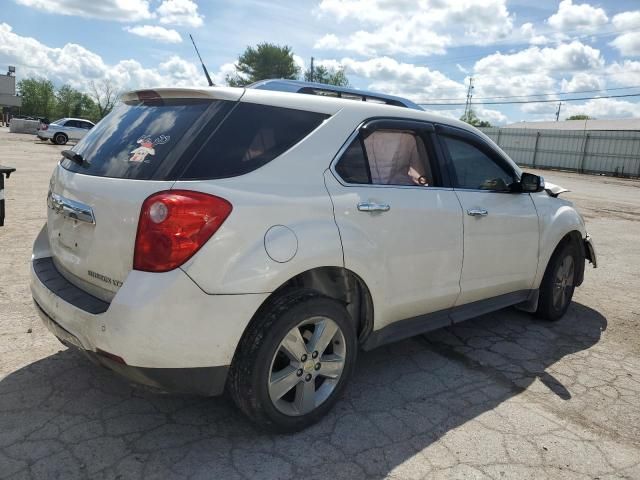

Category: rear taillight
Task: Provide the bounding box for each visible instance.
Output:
[41,124,48,131]
[134,190,232,272]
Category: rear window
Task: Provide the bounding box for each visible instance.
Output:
[179,103,329,180]
[62,99,224,180]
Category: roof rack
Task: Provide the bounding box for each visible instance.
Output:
[247,79,423,111]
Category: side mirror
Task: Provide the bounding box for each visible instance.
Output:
[519,172,545,193]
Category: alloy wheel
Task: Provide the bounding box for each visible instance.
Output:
[268,316,346,416]
[552,255,574,310]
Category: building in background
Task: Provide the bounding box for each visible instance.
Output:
[0,67,21,126]
[503,119,640,132]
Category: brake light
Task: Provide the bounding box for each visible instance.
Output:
[134,190,232,272]
[41,124,48,131]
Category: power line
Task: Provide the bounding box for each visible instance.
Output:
[421,84,640,102]
[417,92,640,106]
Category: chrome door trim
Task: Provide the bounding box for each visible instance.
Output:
[47,191,95,224]
[466,208,488,217]
[357,202,391,212]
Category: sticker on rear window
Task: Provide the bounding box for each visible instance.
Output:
[129,135,170,163]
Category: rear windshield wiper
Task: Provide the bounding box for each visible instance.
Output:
[61,150,87,167]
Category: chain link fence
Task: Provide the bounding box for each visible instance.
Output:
[479,127,640,178]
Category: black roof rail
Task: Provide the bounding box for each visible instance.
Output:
[247,79,423,111]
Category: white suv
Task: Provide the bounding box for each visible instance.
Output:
[31,81,596,432]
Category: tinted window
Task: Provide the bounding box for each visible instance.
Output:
[62,99,220,180]
[180,103,328,180]
[64,120,80,128]
[335,138,370,184]
[364,130,434,186]
[80,121,93,129]
[443,136,514,191]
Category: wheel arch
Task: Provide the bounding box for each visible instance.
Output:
[539,229,586,288]
[233,266,375,360]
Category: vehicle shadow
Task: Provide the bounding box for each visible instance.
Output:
[0,302,606,479]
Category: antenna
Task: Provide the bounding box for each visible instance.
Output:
[189,34,214,87]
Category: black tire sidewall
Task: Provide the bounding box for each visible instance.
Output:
[236,293,357,432]
[54,133,67,145]
[538,242,578,320]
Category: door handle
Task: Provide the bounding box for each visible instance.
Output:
[357,202,391,212]
[467,208,488,217]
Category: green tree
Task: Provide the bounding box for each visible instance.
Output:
[304,65,350,86]
[460,109,492,128]
[17,78,56,118]
[55,85,99,121]
[566,114,592,120]
[226,43,300,87]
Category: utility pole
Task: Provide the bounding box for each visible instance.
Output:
[463,77,474,122]
[555,101,562,121]
[309,57,315,83]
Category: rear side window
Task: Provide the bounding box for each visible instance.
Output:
[179,103,329,180]
[63,99,221,180]
[335,138,370,184]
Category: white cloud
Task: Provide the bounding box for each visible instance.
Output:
[611,10,640,30]
[157,0,203,27]
[0,22,221,92]
[519,22,550,45]
[563,99,640,118]
[13,0,153,22]
[610,9,640,56]
[606,60,640,86]
[313,0,513,56]
[124,25,182,43]
[470,41,603,99]
[560,72,605,92]
[474,41,603,76]
[329,56,465,100]
[610,32,640,57]
[547,0,608,33]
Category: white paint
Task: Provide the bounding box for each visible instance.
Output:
[264,225,298,263]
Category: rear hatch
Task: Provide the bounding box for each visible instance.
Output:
[46,88,241,301]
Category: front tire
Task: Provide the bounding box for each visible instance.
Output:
[536,242,578,321]
[228,290,357,432]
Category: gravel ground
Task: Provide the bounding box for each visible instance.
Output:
[1,127,639,479]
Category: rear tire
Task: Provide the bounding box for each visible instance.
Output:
[228,290,357,432]
[536,241,578,321]
[54,133,68,145]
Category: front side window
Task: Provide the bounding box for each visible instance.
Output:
[442,136,514,191]
[335,128,435,187]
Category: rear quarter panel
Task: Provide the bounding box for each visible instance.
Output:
[175,109,362,294]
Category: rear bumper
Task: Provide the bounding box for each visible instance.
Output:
[30,227,269,395]
[33,300,229,395]
[36,131,52,140]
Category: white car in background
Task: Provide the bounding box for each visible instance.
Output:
[31,81,596,432]
[37,117,94,145]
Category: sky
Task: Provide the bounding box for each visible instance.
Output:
[1,0,640,125]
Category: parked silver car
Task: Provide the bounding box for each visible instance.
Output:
[37,118,95,145]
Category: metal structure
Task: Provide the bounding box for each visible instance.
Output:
[0,165,16,226]
[480,127,640,178]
